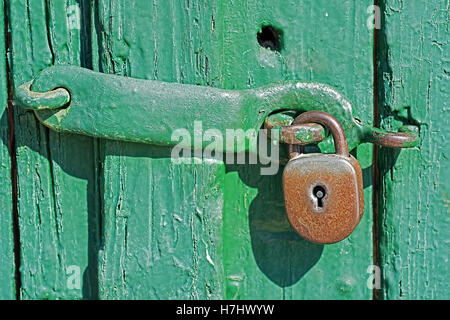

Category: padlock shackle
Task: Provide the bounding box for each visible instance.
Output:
[292,111,349,157]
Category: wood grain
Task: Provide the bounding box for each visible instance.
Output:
[7,0,377,299]
[0,0,15,300]
[92,0,375,299]
[220,0,374,299]
[8,0,99,299]
[96,0,225,299]
[376,0,450,299]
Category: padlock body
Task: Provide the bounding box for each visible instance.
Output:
[283,153,364,244]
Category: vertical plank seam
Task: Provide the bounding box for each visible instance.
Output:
[3,0,21,300]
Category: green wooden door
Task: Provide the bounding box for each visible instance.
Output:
[0,0,448,299]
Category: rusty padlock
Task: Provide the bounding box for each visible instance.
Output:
[282,111,364,244]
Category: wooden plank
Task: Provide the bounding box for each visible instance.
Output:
[376,0,450,299]
[220,0,374,299]
[8,0,100,299]
[96,0,225,299]
[0,0,15,300]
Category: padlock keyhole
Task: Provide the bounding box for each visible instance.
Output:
[313,185,326,209]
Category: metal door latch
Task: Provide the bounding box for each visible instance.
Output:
[14,65,419,152]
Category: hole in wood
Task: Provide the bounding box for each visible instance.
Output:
[257,26,282,52]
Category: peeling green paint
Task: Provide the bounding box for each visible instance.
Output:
[0,0,15,300]
[376,0,450,300]
[5,0,446,301]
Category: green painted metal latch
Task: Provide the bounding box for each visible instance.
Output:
[14,65,419,152]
